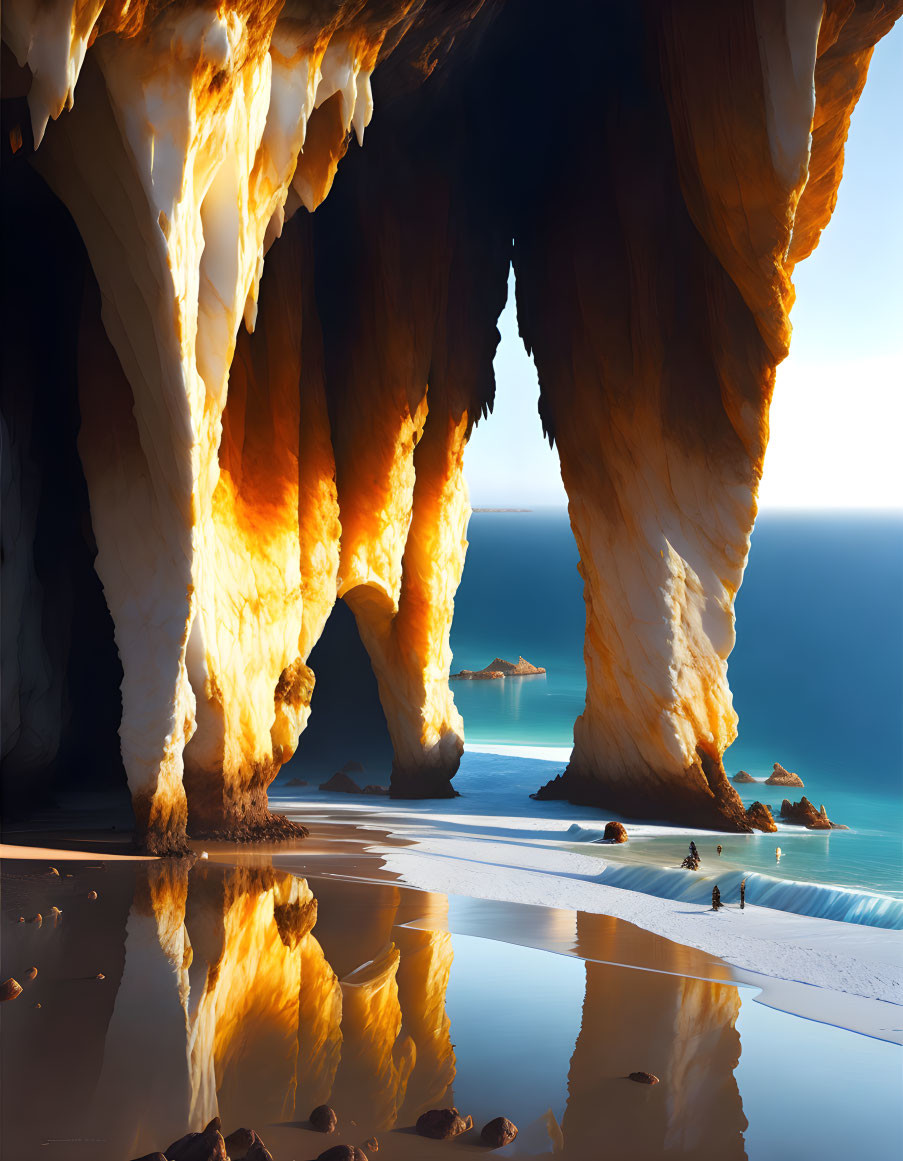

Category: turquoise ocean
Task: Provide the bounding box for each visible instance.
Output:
[450,510,903,910]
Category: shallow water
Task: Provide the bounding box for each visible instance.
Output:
[2,850,900,1161]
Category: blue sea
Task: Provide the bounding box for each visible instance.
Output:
[450,510,903,903]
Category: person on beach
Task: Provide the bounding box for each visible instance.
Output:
[717,844,723,856]
[740,878,746,909]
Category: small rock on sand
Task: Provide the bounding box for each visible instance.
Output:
[95,972,106,980]
[603,821,628,843]
[481,1117,519,1148]
[628,1071,660,1084]
[24,967,37,981]
[1,979,23,1002]
[363,1137,379,1152]
[310,1105,338,1133]
[317,1148,369,1161]
[47,866,60,876]
[415,1108,473,1140]
[31,913,43,927]
[87,890,98,900]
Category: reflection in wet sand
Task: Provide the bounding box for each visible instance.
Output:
[1,855,758,1160]
[86,863,456,1155]
[561,913,747,1160]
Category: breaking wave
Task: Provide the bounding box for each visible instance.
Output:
[592,862,903,930]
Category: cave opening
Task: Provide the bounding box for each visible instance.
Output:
[453,263,587,754]
[283,598,393,787]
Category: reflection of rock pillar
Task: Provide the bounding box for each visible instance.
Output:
[525,1,897,830]
[296,928,343,1114]
[88,862,193,1156]
[185,867,310,1129]
[561,916,746,1159]
[333,944,416,1130]
[395,899,456,1117]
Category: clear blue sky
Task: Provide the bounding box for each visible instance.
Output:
[464,22,902,509]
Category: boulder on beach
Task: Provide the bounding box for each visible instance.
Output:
[745,801,777,832]
[415,1107,473,1139]
[310,1105,338,1133]
[1,979,23,1002]
[451,656,545,680]
[603,821,628,843]
[319,771,363,794]
[165,1117,228,1161]
[316,1147,369,1161]
[481,1117,519,1148]
[223,1128,272,1161]
[765,763,804,787]
[628,1071,660,1084]
[732,770,757,784]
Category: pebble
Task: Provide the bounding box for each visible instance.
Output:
[32,913,43,927]
[33,1002,42,1009]
[87,890,98,901]
[47,866,60,876]
[24,967,38,981]
[1,978,23,1002]
[310,1105,338,1133]
[17,916,25,924]
[95,972,106,980]
[363,1138,378,1153]
[415,1108,473,1140]
[481,1117,518,1148]
[627,1071,660,1085]
[316,1147,368,1161]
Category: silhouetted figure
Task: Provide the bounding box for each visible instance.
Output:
[689,841,699,860]
[740,878,746,909]
[712,885,722,911]
[716,844,723,856]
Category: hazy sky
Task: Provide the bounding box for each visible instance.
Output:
[464,23,902,510]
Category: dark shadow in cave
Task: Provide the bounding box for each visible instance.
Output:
[281,598,394,787]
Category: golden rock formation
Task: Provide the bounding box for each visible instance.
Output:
[1,0,900,842]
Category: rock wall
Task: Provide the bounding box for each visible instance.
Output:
[1,0,900,845]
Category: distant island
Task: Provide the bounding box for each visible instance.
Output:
[471,508,532,513]
[450,656,546,680]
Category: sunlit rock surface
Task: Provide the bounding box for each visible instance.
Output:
[1,0,900,842]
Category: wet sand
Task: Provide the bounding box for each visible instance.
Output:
[1,833,901,1160]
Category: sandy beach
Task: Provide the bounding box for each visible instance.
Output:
[2,809,901,1160]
